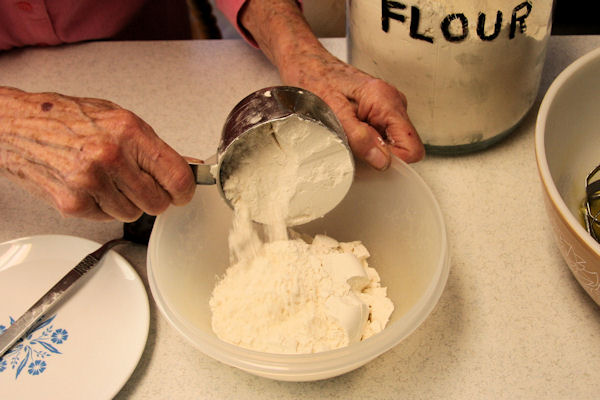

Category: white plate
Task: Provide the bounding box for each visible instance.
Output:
[0,235,149,399]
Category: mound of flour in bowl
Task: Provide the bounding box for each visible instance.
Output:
[210,232,394,354]
[209,115,394,354]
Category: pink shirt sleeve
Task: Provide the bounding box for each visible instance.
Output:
[215,0,303,47]
[0,0,190,51]
[214,0,247,33]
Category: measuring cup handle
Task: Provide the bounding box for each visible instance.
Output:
[187,160,216,185]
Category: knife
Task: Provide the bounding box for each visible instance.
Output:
[0,238,126,358]
[0,160,212,358]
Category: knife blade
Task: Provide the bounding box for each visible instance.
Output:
[0,239,125,358]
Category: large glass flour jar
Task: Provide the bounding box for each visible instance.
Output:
[347,0,554,154]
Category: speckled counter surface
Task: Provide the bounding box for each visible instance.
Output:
[1,36,600,399]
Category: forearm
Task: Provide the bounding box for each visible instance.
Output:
[239,0,334,85]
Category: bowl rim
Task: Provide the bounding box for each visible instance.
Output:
[147,156,450,380]
[535,46,600,258]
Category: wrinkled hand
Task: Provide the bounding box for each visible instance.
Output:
[279,52,425,170]
[0,87,195,221]
[240,0,424,171]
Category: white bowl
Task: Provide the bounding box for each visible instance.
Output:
[535,47,600,305]
[147,157,449,381]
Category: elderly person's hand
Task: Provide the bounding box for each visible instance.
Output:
[0,87,195,221]
[240,0,424,170]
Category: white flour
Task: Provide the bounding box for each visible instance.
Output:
[209,114,394,354]
[210,234,394,354]
[221,115,354,229]
[348,0,553,148]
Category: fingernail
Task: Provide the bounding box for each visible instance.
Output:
[365,147,390,170]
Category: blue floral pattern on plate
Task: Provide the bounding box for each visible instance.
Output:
[0,315,69,379]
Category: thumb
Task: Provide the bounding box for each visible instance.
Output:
[343,119,392,171]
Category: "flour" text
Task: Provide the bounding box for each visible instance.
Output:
[381,0,533,43]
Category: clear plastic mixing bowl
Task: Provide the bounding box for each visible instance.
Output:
[147,157,449,381]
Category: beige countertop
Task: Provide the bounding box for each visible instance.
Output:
[1,36,600,399]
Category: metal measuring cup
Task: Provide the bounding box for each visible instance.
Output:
[189,86,354,223]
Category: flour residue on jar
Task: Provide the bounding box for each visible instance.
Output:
[348,0,553,150]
